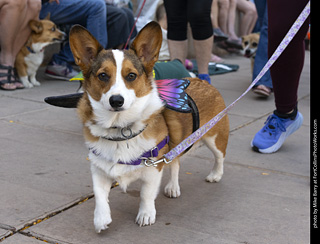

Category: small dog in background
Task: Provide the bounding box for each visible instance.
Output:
[241,33,260,72]
[15,14,65,88]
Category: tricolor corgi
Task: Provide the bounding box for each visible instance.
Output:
[69,21,229,233]
[15,15,65,88]
[240,33,260,72]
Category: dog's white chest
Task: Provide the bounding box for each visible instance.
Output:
[25,51,44,74]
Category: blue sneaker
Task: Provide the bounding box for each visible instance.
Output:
[251,112,303,153]
[198,74,211,84]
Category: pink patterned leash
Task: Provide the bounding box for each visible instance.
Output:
[151,1,310,165]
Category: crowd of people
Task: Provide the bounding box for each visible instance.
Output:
[0,0,310,154]
[0,0,260,90]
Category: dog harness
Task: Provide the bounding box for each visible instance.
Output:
[90,136,170,166]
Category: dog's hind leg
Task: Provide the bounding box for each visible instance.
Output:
[202,134,225,183]
[164,158,181,198]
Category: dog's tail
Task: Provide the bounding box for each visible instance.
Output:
[44,93,82,108]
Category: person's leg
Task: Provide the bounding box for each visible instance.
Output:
[211,0,219,29]
[252,0,272,91]
[0,0,26,67]
[188,0,213,83]
[41,0,107,79]
[251,0,309,153]
[237,0,257,36]
[268,0,309,114]
[166,40,188,64]
[106,6,136,49]
[40,0,107,47]
[0,0,40,65]
[122,7,137,45]
[218,0,230,35]
[227,0,238,40]
[193,38,213,75]
[0,0,40,89]
[13,0,40,58]
[164,0,188,63]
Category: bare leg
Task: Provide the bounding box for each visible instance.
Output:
[193,36,213,74]
[167,39,188,64]
[218,0,230,34]
[0,0,40,65]
[237,0,258,36]
[12,0,41,58]
[0,0,24,66]
[211,0,219,29]
[227,0,239,40]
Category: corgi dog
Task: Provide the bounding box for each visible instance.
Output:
[240,33,260,72]
[69,21,229,233]
[15,15,65,88]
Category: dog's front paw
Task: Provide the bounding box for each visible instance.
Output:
[23,82,33,88]
[164,181,181,198]
[20,77,33,88]
[135,208,156,227]
[94,209,112,233]
[205,170,223,183]
[31,80,41,86]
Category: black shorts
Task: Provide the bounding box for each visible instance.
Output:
[164,0,213,41]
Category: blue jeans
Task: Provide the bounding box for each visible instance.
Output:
[252,0,272,89]
[40,0,107,66]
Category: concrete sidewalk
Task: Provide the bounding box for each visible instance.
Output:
[0,52,310,244]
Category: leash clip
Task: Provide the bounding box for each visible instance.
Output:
[142,157,172,167]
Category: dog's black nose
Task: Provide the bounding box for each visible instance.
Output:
[245,49,251,55]
[109,95,124,109]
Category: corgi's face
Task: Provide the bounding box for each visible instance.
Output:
[29,18,65,49]
[241,33,260,58]
[69,22,163,128]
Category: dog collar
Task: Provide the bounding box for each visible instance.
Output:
[26,46,36,54]
[89,136,169,166]
[100,125,146,142]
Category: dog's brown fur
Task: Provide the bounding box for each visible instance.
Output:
[69,22,229,231]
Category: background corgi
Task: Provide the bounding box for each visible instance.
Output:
[69,22,229,233]
[241,33,260,72]
[15,15,65,88]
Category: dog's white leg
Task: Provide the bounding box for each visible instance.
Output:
[91,164,113,233]
[164,158,181,198]
[20,76,33,88]
[203,135,225,183]
[30,73,41,86]
[136,167,163,227]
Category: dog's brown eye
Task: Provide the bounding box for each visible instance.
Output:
[244,41,249,46]
[252,42,258,47]
[51,26,56,32]
[126,73,137,82]
[98,73,109,82]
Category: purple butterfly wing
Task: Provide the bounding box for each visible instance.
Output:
[156,79,191,113]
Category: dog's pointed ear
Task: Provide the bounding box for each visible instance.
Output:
[130,21,162,75]
[29,20,43,34]
[69,25,103,73]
